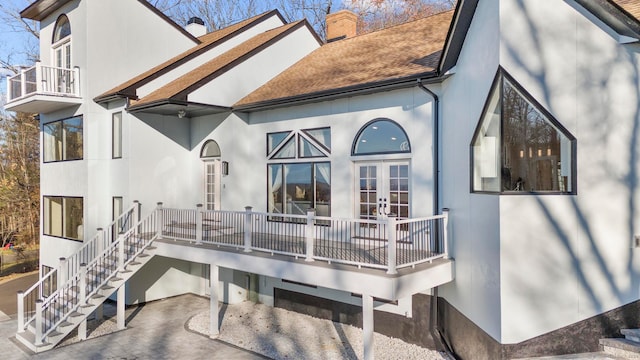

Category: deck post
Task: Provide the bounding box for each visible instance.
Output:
[6,72,10,100]
[209,264,220,338]
[363,294,374,360]
[17,291,24,333]
[34,299,43,346]
[35,61,42,94]
[244,206,252,252]
[156,202,164,239]
[196,204,203,245]
[58,257,67,291]
[442,208,450,259]
[117,285,125,329]
[73,66,81,96]
[305,208,315,262]
[96,228,104,256]
[78,263,87,340]
[20,68,27,98]
[133,200,140,236]
[386,217,398,275]
[118,233,125,271]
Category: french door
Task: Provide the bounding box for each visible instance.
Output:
[54,41,72,93]
[357,161,410,221]
[204,159,221,211]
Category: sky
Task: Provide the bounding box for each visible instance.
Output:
[0,0,36,98]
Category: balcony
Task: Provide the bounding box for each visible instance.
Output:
[154,205,455,300]
[4,62,82,113]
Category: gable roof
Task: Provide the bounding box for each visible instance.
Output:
[234,10,454,110]
[94,10,284,103]
[127,20,311,113]
[612,0,640,20]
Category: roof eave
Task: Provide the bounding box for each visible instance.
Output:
[21,0,71,21]
[438,0,480,75]
[575,0,640,40]
[234,72,446,112]
[127,99,231,115]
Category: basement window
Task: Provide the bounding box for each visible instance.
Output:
[471,69,576,194]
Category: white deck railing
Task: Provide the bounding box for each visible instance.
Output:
[6,62,80,102]
[16,202,139,334]
[159,204,450,274]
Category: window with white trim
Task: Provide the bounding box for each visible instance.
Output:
[267,128,331,217]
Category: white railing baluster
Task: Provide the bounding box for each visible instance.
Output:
[58,257,67,291]
[244,206,252,252]
[442,208,449,259]
[79,263,87,305]
[386,217,398,275]
[305,209,315,262]
[73,66,80,96]
[20,68,26,99]
[118,233,125,271]
[35,61,42,94]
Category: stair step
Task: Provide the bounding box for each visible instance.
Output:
[600,338,640,359]
[69,311,83,318]
[622,329,640,343]
[58,320,73,328]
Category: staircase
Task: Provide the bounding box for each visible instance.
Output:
[599,329,640,359]
[15,203,160,353]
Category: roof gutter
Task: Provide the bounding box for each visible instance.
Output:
[234,72,448,112]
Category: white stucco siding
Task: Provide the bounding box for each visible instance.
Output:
[189,26,321,106]
[137,15,287,99]
[498,0,640,343]
[439,0,502,342]
[86,0,196,98]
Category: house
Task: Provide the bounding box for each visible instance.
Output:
[4,0,640,359]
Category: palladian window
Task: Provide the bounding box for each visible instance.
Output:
[471,69,576,194]
[267,128,331,218]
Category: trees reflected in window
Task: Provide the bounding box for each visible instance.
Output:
[471,70,576,194]
[43,196,83,240]
[43,116,83,162]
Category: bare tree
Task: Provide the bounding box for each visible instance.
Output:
[344,0,455,34]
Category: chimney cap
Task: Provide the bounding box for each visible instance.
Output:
[188,17,205,26]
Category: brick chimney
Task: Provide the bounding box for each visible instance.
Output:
[326,10,357,42]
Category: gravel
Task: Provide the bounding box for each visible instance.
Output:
[187,301,449,360]
[58,299,449,359]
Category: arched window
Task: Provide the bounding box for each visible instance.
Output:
[53,15,71,43]
[200,140,221,158]
[352,118,411,155]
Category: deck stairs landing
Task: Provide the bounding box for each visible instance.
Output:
[15,205,159,353]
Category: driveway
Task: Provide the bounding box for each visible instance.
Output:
[0,272,38,317]
[1,292,268,360]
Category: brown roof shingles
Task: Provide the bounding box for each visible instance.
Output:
[95,10,281,102]
[129,21,305,109]
[235,10,454,107]
[612,0,640,20]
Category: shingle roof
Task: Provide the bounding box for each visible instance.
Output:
[612,0,640,21]
[128,21,306,110]
[235,10,454,108]
[95,10,282,103]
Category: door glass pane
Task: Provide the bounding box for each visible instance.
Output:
[205,162,218,210]
[358,165,377,220]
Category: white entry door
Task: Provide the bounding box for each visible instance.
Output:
[356,161,410,221]
[204,159,221,210]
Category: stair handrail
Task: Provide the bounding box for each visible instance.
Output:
[36,206,158,342]
[16,201,138,333]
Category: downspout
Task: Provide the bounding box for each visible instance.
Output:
[416,79,455,357]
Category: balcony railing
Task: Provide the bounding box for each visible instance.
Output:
[159,204,450,275]
[6,62,80,103]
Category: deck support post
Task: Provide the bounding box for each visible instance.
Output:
[34,299,43,346]
[244,206,252,252]
[118,233,125,271]
[305,208,315,262]
[363,294,374,360]
[442,208,450,259]
[117,285,125,329]
[196,204,203,245]
[17,291,24,333]
[58,257,67,291]
[73,66,81,96]
[386,217,398,275]
[209,264,220,338]
[20,67,27,98]
[35,62,42,93]
[78,263,87,340]
[156,202,164,239]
